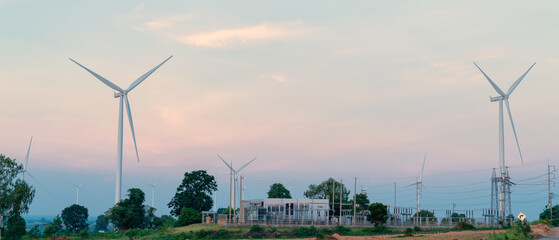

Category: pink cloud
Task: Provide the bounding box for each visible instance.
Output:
[174,23,298,48]
[144,15,192,29]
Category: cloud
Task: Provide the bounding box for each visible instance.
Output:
[144,15,192,29]
[174,23,298,48]
[259,74,286,83]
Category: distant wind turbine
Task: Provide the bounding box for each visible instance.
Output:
[217,154,257,221]
[474,61,535,221]
[416,153,426,216]
[143,177,161,208]
[70,56,173,204]
[67,181,84,205]
[20,136,48,191]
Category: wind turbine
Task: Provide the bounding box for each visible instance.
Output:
[21,136,33,181]
[19,136,48,191]
[143,177,161,208]
[415,153,426,216]
[70,56,173,204]
[217,154,257,222]
[67,181,84,205]
[474,61,535,221]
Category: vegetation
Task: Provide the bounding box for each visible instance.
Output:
[455,221,475,230]
[4,215,25,240]
[304,178,350,216]
[61,204,89,233]
[352,193,370,213]
[411,210,438,224]
[488,220,531,240]
[539,204,559,226]
[175,208,201,227]
[267,183,291,198]
[0,155,35,240]
[167,170,217,217]
[43,215,63,236]
[105,188,148,231]
[95,214,108,232]
[367,202,388,226]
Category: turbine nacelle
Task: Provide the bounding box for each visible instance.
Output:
[490,96,506,102]
[114,92,126,98]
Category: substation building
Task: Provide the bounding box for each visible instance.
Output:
[239,198,330,225]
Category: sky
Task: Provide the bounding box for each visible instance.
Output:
[1,0,559,222]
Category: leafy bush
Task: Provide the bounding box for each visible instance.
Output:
[249,224,264,233]
[413,226,421,232]
[334,225,350,234]
[296,227,311,237]
[454,221,475,230]
[320,227,334,235]
[372,225,389,233]
[195,229,210,238]
[404,228,413,237]
[78,227,89,238]
[175,208,201,227]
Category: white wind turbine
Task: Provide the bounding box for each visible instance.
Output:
[415,153,426,216]
[217,154,256,221]
[474,61,535,221]
[143,177,161,208]
[20,136,48,191]
[70,56,173,204]
[67,181,84,205]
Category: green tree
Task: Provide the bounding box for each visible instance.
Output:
[412,210,437,224]
[94,214,108,232]
[4,215,25,240]
[349,193,370,214]
[303,178,350,216]
[61,204,89,233]
[540,205,559,226]
[105,188,147,231]
[43,215,63,236]
[175,208,201,227]
[0,155,35,240]
[367,202,388,226]
[168,170,217,217]
[28,225,40,239]
[267,183,292,198]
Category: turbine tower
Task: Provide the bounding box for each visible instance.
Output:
[67,182,84,205]
[217,154,256,222]
[143,178,160,208]
[474,61,535,222]
[70,56,173,204]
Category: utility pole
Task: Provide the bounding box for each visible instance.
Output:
[416,179,420,225]
[394,182,397,216]
[332,180,335,222]
[353,177,356,226]
[549,160,554,221]
[339,179,343,224]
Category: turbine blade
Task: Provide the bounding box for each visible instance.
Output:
[69,58,125,92]
[142,182,155,187]
[506,63,536,96]
[217,154,234,171]
[65,180,78,188]
[505,99,524,164]
[126,55,173,93]
[420,153,426,182]
[473,62,506,97]
[25,136,33,171]
[237,157,257,172]
[27,171,50,193]
[125,95,140,163]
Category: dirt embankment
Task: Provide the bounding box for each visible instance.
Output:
[531,224,559,238]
